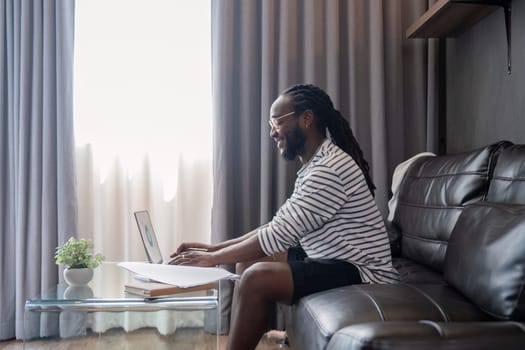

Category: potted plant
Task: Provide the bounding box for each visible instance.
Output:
[55,237,105,286]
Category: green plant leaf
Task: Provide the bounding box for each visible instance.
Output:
[55,237,105,269]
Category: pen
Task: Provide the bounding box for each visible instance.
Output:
[134,274,155,283]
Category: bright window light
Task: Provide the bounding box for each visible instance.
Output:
[74,0,211,200]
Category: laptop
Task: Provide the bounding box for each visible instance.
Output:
[134,210,165,264]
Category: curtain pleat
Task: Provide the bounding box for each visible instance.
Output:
[75,146,213,264]
[211,0,439,333]
[0,0,77,340]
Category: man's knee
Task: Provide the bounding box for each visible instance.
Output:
[236,252,287,275]
[238,262,275,292]
[236,261,294,303]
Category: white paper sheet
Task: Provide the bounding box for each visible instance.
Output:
[118,261,239,288]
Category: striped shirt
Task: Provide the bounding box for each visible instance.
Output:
[258,139,399,284]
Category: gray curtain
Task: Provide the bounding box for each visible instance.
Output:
[0,0,77,340]
[210,0,440,333]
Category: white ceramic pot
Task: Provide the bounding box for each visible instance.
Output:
[63,267,94,286]
[63,285,94,299]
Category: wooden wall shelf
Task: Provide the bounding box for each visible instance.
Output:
[406,0,501,39]
[406,0,512,73]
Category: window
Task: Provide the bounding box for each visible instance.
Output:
[74,0,212,261]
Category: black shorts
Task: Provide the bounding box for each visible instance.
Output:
[287,246,362,304]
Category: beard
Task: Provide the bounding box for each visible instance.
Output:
[282,124,306,161]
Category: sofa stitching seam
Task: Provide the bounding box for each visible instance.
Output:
[511,321,525,333]
[402,233,447,245]
[397,201,464,210]
[405,284,450,322]
[491,176,525,181]
[419,320,445,336]
[405,171,487,179]
[354,285,386,321]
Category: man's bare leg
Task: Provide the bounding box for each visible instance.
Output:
[231,252,287,318]
[227,261,294,350]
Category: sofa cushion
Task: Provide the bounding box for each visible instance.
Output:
[487,144,525,204]
[392,142,508,272]
[444,202,525,320]
[393,258,445,284]
[284,284,489,350]
[326,321,525,350]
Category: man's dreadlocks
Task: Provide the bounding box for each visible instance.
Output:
[282,84,376,194]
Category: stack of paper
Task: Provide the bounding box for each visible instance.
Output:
[118,261,239,288]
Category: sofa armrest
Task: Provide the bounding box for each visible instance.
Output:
[327,321,525,350]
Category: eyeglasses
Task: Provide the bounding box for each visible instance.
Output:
[268,111,295,130]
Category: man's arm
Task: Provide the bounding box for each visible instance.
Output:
[212,224,268,251]
[169,233,266,266]
[211,234,266,265]
[170,224,268,262]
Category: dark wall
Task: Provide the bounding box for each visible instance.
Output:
[446,0,525,153]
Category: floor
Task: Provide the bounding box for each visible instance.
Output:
[0,328,290,350]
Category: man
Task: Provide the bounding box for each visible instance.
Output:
[169,84,399,350]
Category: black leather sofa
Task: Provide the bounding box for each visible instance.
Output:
[283,141,525,350]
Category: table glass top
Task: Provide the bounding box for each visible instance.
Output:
[26,262,217,306]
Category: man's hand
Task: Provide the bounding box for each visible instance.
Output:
[169,235,266,267]
[168,250,216,267]
[170,242,216,258]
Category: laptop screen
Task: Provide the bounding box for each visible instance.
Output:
[134,210,164,264]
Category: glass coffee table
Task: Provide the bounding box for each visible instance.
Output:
[24,262,220,348]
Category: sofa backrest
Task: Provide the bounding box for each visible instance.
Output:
[442,144,525,320]
[486,144,525,204]
[444,201,525,321]
[392,141,510,272]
